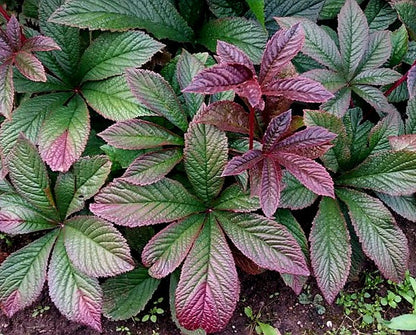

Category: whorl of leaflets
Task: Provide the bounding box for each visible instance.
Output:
[0,15,61,118]
[222,110,336,217]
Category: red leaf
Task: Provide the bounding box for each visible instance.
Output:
[249,163,262,197]
[222,149,263,176]
[77,290,102,332]
[261,77,334,103]
[216,40,255,73]
[260,158,282,217]
[14,52,47,82]
[263,110,291,151]
[6,16,21,50]
[183,63,254,94]
[275,152,334,198]
[234,78,264,109]
[0,33,12,61]
[21,36,61,52]
[259,23,304,85]
[0,290,21,317]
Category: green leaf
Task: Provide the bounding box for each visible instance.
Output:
[198,17,267,64]
[406,98,416,133]
[367,113,401,155]
[184,123,228,203]
[100,145,143,170]
[79,31,164,82]
[364,0,397,31]
[319,0,364,20]
[82,76,155,121]
[38,95,90,172]
[247,0,265,27]
[207,0,245,18]
[102,267,160,320]
[302,69,346,93]
[99,119,183,150]
[48,0,194,42]
[48,236,102,332]
[376,192,416,222]
[279,171,318,209]
[338,0,369,78]
[0,93,71,157]
[216,211,309,275]
[337,151,416,196]
[142,214,205,278]
[13,69,71,93]
[352,85,391,112]
[90,179,204,226]
[392,0,416,40]
[121,148,183,186]
[0,65,14,120]
[55,156,111,218]
[352,69,401,85]
[39,0,81,83]
[386,314,416,330]
[359,31,391,72]
[310,197,351,303]
[336,188,408,282]
[8,136,58,220]
[0,230,58,317]
[213,184,260,212]
[126,69,188,131]
[276,17,342,71]
[389,25,408,67]
[63,216,134,277]
[321,87,351,117]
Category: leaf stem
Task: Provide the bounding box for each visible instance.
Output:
[0,6,10,21]
[249,105,254,150]
[384,60,416,97]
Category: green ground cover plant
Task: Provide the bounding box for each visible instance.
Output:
[0,0,416,333]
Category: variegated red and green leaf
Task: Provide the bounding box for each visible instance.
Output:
[0,64,14,120]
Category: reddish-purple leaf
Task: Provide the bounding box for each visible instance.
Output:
[260,158,282,217]
[259,24,304,85]
[0,64,14,120]
[175,218,239,333]
[234,78,264,109]
[6,16,21,50]
[263,110,292,151]
[222,149,263,176]
[408,65,416,99]
[261,77,334,103]
[142,215,204,278]
[249,163,262,197]
[275,152,335,198]
[274,126,337,152]
[14,52,46,82]
[287,144,334,160]
[21,36,61,52]
[183,63,254,94]
[0,35,12,61]
[216,40,255,73]
[194,100,251,134]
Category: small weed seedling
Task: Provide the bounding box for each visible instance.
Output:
[31,305,50,318]
[0,233,12,247]
[115,325,131,335]
[244,306,279,335]
[136,297,164,323]
[298,285,326,315]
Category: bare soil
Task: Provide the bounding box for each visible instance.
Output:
[0,219,415,335]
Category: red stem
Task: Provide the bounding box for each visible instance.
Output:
[0,6,11,21]
[384,59,416,97]
[249,105,255,150]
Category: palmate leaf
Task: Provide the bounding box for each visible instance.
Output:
[216,40,255,73]
[352,69,401,85]
[263,110,291,151]
[175,216,239,333]
[98,119,183,150]
[198,17,267,64]
[184,123,228,203]
[310,197,351,303]
[259,23,304,85]
[48,0,194,42]
[321,87,351,117]
[0,93,71,158]
[82,76,156,121]
[352,85,392,112]
[14,52,47,82]
[359,31,391,72]
[142,214,205,278]
[55,156,112,219]
[0,64,14,119]
[7,136,58,220]
[390,25,408,67]
[222,150,263,176]
[0,230,58,317]
[90,179,204,227]
[79,31,163,82]
[302,69,346,93]
[38,95,90,172]
[194,101,251,135]
[0,205,56,235]
[337,151,416,196]
[377,192,416,222]
[260,158,282,217]
[102,267,160,320]
[275,17,342,71]
[336,188,408,282]
[63,216,134,277]
[279,171,318,209]
[13,69,71,94]
[213,184,260,212]
[364,0,397,31]
[338,0,369,78]
[126,69,188,131]
[217,211,309,276]
[49,236,102,332]
[176,50,205,118]
[121,148,182,186]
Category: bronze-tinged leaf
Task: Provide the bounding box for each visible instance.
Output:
[216,40,255,73]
